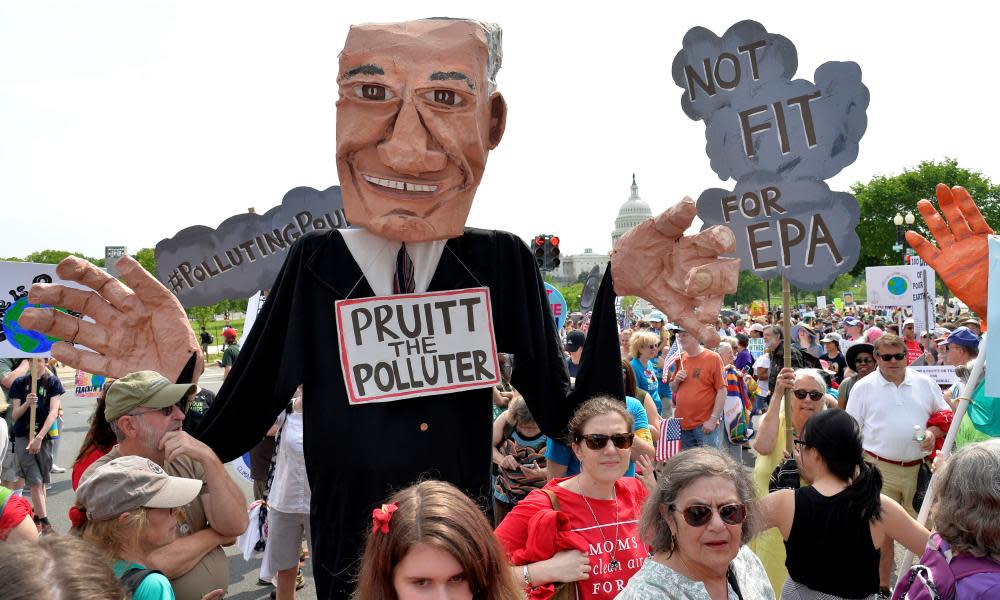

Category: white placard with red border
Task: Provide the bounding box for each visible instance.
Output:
[335,287,500,404]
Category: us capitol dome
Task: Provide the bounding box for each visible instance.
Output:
[611,174,652,247]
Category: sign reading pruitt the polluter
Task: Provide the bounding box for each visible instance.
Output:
[673,20,868,291]
[335,288,500,404]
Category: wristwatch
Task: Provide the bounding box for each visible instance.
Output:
[522,565,532,587]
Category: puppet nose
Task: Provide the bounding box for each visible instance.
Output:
[378,101,447,175]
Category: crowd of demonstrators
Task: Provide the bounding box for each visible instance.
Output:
[75,371,248,600]
[622,359,661,442]
[260,387,310,599]
[619,447,774,599]
[627,330,663,417]
[668,328,726,451]
[492,396,548,525]
[496,397,653,600]
[9,357,63,535]
[759,410,931,599]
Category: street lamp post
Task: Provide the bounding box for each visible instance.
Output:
[893,211,916,264]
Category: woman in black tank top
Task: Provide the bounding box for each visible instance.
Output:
[756,410,932,599]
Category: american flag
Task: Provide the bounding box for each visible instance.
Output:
[656,417,682,461]
[660,340,682,383]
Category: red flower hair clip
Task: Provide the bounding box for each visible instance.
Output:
[372,502,398,534]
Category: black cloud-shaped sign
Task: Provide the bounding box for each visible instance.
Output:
[697,175,860,291]
[155,186,347,307]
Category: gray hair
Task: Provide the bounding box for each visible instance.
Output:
[640,447,760,555]
[932,439,1000,557]
[108,416,127,442]
[507,396,536,427]
[716,342,734,357]
[794,368,828,392]
[763,325,782,339]
[426,18,502,94]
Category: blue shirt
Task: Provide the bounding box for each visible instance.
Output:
[544,396,648,477]
[629,358,661,416]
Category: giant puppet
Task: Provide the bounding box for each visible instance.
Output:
[21,19,738,598]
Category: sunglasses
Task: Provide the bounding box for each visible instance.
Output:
[879,352,907,362]
[576,433,635,450]
[792,389,824,401]
[670,503,748,527]
[792,439,812,450]
[854,357,875,364]
[132,398,188,418]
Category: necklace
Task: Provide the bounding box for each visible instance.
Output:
[580,483,621,572]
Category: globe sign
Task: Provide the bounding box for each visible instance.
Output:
[1,297,68,354]
[887,276,909,296]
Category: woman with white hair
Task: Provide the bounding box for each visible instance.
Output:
[748,367,832,593]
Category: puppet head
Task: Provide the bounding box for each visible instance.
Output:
[336,19,507,242]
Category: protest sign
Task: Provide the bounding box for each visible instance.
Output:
[748,337,766,360]
[865,266,933,314]
[336,288,500,404]
[986,237,1000,396]
[842,291,855,306]
[239,290,266,348]
[816,296,826,309]
[911,366,958,386]
[0,262,87,359]
[833,298,844,312]
[156,185,347,307]
[105,246,127,279]
[675,20,868,291]
[544,283,568,330]
[75,370,108,398]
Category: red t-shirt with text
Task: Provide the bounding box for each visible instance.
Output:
[495,477,649,600]
[905,339,923,365]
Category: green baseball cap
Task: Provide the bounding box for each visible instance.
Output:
[104,371,196,421]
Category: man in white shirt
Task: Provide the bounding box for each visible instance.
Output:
[845,333,949,590]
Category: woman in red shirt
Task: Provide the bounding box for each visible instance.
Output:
[496,396,651,600]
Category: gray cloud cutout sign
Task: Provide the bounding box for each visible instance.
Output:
[697,175,860,291]
[155,186,347,307]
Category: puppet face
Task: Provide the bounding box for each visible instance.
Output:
[336,20,506,242]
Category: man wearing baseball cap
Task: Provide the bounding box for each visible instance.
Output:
[564,330,586,378]
[78,371,247,600]
[217,328,240,380]
[940,326,980,368]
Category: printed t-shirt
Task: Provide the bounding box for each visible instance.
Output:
[82,447,228,600]
[495,476,649,600]
[905,338,922,365]
[671,350,724,431]
[112,560,175,600]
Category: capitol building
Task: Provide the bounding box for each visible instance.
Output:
[557,175,652,282]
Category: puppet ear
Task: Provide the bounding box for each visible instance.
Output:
[488,92,507,149]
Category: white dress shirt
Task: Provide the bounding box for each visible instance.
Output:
[268,409,311,514]
[340,228,446,296]
[846,367,949,462]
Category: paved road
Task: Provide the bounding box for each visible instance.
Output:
[37,364,317,600]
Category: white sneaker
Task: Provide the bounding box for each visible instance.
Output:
[51,465,66,474]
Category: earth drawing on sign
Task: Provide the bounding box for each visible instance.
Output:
[887,276,908,296]
[1,297,67,353]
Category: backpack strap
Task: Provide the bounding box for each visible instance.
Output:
[542,488,560,512]
[119,567,164,596]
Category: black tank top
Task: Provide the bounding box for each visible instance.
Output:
[785,486,880,598]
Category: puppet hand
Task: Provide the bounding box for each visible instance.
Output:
[906,184,993,319]
[611,197,740,347]
[21,256,202,382]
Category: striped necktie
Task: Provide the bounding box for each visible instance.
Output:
[393,243,415,294]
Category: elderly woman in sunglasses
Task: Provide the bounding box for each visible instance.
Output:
[747,367,830,593]
[758,410,930,599]
[496,396,654,600]
[618,447,774,599]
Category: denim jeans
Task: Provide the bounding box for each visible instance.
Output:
[679,419,723,451]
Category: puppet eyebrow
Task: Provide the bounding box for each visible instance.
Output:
[429,71,475,90]
[340,64,384,81]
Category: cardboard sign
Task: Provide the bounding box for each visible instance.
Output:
[833,298,844,312]
[748,337,766,360]
[156,186,347,307]
[816,296,827,309]
[911,366,958,386]
[0,262,88,359]
[842,291,855,306]
[105,246,127,279]
[675,20,868,291]
[239,290,266,348]
[336,288,500,404]
[865,266,933,310]
[75,370,108,398]
[986,236,1000,396]
[544,283,568,330]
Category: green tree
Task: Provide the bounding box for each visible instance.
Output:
[187,305,215,329]
[24,249,103,266]
[724,271,768,306]
[132,248,156,277]
[852,158,1000,272]
[559,283,584,312]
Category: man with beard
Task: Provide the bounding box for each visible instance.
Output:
[77,372,247,600]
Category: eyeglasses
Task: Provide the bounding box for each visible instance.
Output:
[854,357,875,365]
[670,503,748,527]
[792,389,824,401]
[576,433,635,450]
[131,399,187,418]
[792,439,812,450]
[878,352,907,362]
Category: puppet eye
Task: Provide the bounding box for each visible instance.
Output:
[424,89,463,106]
[354,84,392,101]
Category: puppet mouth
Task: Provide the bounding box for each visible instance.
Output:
[363,175,438,193]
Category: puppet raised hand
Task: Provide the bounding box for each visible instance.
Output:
[20,256,202,382]
[611,197,740,347]
[906,184,993,320]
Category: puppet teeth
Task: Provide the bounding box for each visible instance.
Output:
[363,175,437,193]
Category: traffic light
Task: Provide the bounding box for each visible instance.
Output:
[533,235,545,268]
[546,235,561,270]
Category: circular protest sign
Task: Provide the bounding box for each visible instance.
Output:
[544,283,568,330]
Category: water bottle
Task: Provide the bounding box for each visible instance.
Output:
[912,425,926,443]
